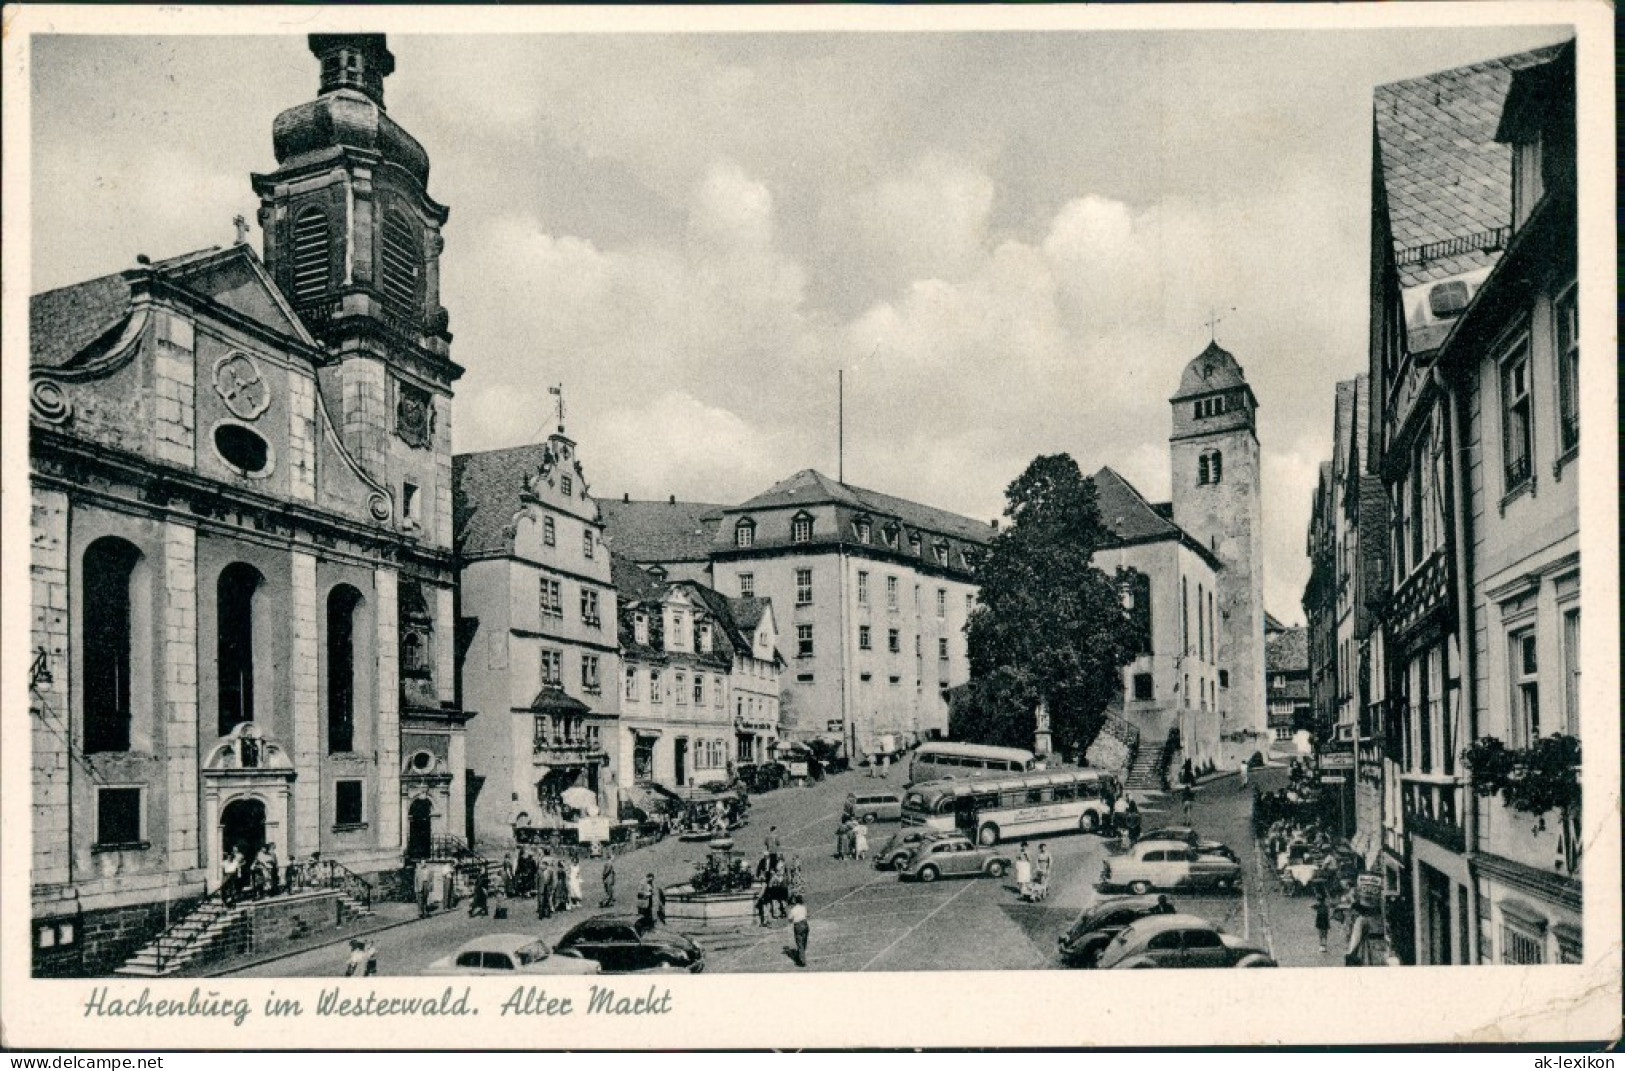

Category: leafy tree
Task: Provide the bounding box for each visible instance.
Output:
[962,454,1144,760]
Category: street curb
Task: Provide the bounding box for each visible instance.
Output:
[203,909,426,978]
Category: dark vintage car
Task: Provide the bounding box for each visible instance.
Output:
[1057,895,1178,968]
[1099,841,1243,894]
[872,828,958,871]
[1095,913,1276,969]
[1132,826,1240,862]
[553,915,707,973]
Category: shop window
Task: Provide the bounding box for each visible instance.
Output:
[95,786,143,848]
[83,538,142,754]
[326,585,362,754]
[335,780,365,828]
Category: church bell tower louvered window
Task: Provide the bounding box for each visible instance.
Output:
[380,212,420,315]
[290,207,331,304]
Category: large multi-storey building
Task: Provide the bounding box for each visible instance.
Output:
[28,35,469,975]
[1361,39,1573,965]
[705,470,993,758]
[454,431,621,849]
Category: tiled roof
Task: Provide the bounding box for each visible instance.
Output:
[453,443,555,557]
[1171,342,1249,401]
[29,272,134,370]
[1374,45,1564,288]
[1266,626,1309,673]
[1092,466,1179,544]
[731,469,992,545]
[610,551,667,603]
[599,499,726,564]
[727,596,769,634]
[1265,611,1288,634]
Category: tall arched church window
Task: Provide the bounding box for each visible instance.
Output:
[380,211,420,313]
[327,585,363,754]
[84,538,142,753]
[218,563,263,737]
[290,207,331,304]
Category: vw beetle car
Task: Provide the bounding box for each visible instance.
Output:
[1096,914,1276,969]
[897,835,1012,883]
[423,933,601,976]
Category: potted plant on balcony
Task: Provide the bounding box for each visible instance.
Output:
[1464,734,1581,874]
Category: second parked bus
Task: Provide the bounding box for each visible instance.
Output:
[907,742,1036,786]
[900,767,1119,846]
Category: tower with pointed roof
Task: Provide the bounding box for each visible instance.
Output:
[1170,341,1267,749]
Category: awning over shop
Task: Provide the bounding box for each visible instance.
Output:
[522,688,594,716]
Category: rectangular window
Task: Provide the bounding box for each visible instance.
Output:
[887,575,899,609]
[1501,922,1545,965]
[543,517,556,546]
[1555,287,1579,455]
[1133,673,1154,701]
[402,482,421,524]
[624,667,638,701]
[674,671,687,704]
[650,670,662,704]
[1500,337,1534,491]
[858,625,872,650]
[582,655,600,694]
[888,628,900,654]
[1561,608,1580,737]
[540,648,562,687]
[580,588,600,627]
[1510,629,1540,747]
[856,521,872,544]
[335,780,364,827]
[582,530,595,559]
[857,571,869,604]
[735,523,754,548]
[797,624,814,658]
[95,787,143,847]
[795,569,813,606]
[539,577,563,618]
[936,589,947,618]
[792,516,813,543]
[693,675,705,705]
[966,593,974,614]
[561,475,572,497]
[739,572,755,598]
[938,637,949,661]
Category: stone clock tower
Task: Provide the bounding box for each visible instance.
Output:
[1169,342,1267,751]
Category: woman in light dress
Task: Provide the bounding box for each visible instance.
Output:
[566,858,584,909]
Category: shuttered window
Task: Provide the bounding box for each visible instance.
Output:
[290,208,331,303]
[380,212,419,312]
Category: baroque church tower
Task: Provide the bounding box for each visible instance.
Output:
[1169,342,1268,747]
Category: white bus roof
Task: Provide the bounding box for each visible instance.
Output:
[905,766,1114,800]
[915,742,1035,761]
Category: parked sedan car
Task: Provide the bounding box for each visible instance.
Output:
[1099,841,1243,894]
[898,835,1012,882]
[873,828,958,871]
[1057,894,1178,968]
[1095,914,1276,968]
[1134,826,1240,862]
[553,915,706,973]
[423,934,601,976]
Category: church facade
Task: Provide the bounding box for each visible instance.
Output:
[27,35,469,975]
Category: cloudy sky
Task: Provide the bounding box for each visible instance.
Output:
[28,20,1572,622]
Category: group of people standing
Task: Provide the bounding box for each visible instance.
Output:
[833,817,869,861]
[219,843,297,907]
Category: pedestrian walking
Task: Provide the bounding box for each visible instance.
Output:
[220,847,242,908]
[1014,843,1033,898]
[1314,894,1332,954]
[833,819,848,861]
[567,858,584,910]
[469,871,491,917]
[416,865,433,918]
[789,895,810,967]
[1181,783,1196,822]
[537,858,556,919]
[1035,844,1053,884]
[636,874,656,928]
[853,822,869,861]
[1240,758,1250,787]
[1345,904,1372,967]
[501,851,515,896]
[552,859,570,914]
[880,754,889,779]
[766,826,782,868]
[600,851,617,908]
[344,939,368,976]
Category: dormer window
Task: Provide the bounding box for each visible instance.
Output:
[791,513,813,544]
[933,542,949,566]
[909,533,922,556]
[1511,128,1544,230]
[699,623,713,653]
[735,519,756,548]
[882,524,898,548]
[854,517,872,544]
[633,613,648,645]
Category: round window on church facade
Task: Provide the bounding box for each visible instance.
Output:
[212,421,275,478]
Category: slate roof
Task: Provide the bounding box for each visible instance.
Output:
[1374,45,1564,288]
[1171,342,1250,402]
[599,499,726,564]
[1091,466,1222,571]
[610,551,667,603]
[731,469,992,545]
[728,597,769,634]
[453,443,562,558]
[1266,626,1309,674]
[1265,611,1289,634]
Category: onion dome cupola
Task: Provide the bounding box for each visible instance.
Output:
[251,33,458,380]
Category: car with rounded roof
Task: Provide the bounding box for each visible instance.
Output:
[1057,894,1179,967]
[1099,840,1242,894]
[897,834,1012,883]
[872,828,959,871]
[1095,913,1276,968]
[1131,826,1239,862]
[422,933,601,976]
[553,915,706,973]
